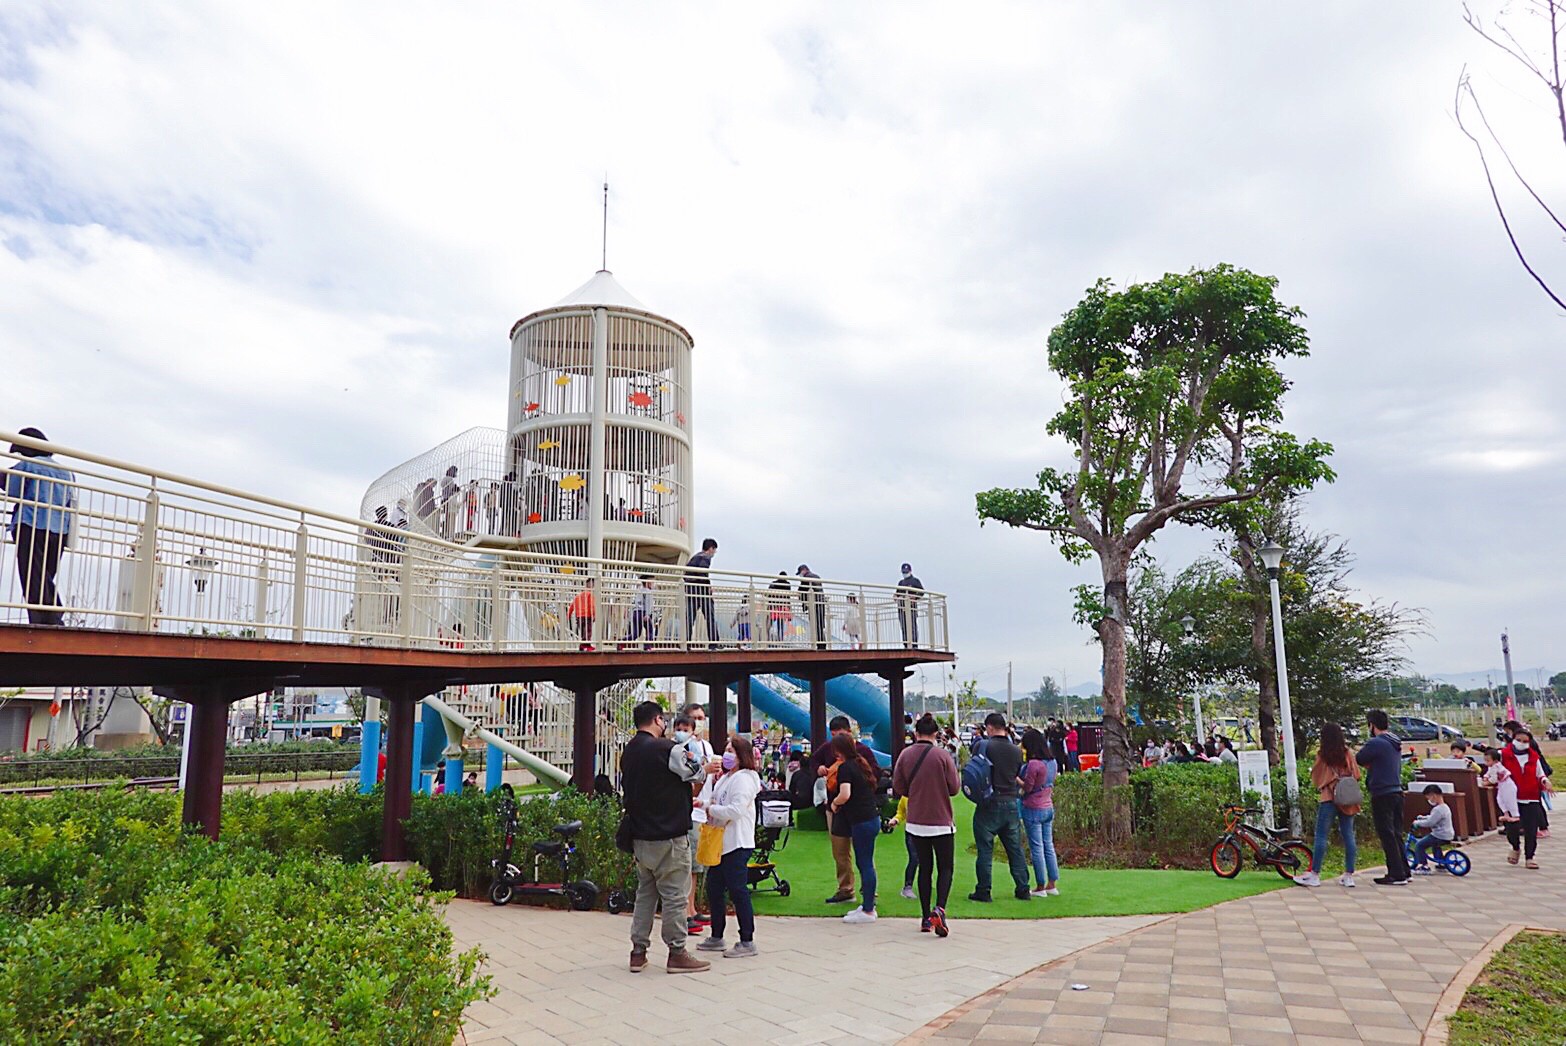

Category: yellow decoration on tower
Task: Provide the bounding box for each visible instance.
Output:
[538,439,560,451]
[559,473,585,491]
[650,482,671,495]
[554,374,572,386]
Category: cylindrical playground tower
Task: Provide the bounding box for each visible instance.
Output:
[506,270,694,566]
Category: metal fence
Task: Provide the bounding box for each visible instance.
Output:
[0,431,949,655]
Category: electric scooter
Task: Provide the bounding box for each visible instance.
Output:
[489,786,599,910]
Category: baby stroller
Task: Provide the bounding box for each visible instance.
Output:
[747,789,793,896]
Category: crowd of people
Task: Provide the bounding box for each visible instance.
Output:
[1292,709,1553,889]
[618,703,1062,973]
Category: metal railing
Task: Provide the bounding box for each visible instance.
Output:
[0,431,950,655]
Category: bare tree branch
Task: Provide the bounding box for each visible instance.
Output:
[1455,73,1566,310]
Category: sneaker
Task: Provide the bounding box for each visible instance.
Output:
[1014,888,1032,901]
[1509,851,1521,865]
[686,916,707,932]
[724,941,759,958]
[825,891,855,904]
[930,906,949,938]
[629,949,648,974]
[696,936,727,952]
[967,891,992,903]
[1044,887,1060,896]
[1339,874,1356,888]
[665,949,711,974]
[1412,867,1432,875]
[843,908,878,924]
[1372,875,1409,886]
[901,885,915,900]
[920,916,932,933]
[1527,859,1540,869]
[1030,887,1052,897]
[1292,872,1321,887]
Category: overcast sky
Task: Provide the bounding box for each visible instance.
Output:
[3,2,1562,695]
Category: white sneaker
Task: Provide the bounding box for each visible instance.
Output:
[1044,887,1059,896]
[1339,874,1356,888]
[1030,887,1051,897]
[842,908,878,924]
[900,885,915,900]
[1293,872,1321,887]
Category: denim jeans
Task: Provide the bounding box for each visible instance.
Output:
[1021,806,1059,887]
[1409,834,1447,869]
[849,817,881,912]
[973,797,1029,896]
[705,847,755,942]
[1311,801,1356,874]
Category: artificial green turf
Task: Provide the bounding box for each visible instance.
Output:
[1448,931,1566,1046]
[746,800,1291,920]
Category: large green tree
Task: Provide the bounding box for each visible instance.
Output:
[977,265,1333,839]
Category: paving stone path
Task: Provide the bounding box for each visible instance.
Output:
[447,833,1560,1045]
[446,902,1159,1045]
[907,832,1561,1044]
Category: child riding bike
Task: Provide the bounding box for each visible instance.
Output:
[1408,784,1456,874]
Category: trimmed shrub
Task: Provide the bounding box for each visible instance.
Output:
[0,788,490,1044]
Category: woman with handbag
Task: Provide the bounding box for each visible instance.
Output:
[693,734,762,958]
[891,713,960,936]
[1294,722,1361,888]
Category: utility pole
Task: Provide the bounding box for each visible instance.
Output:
[1006,661,1013,723]
[1502,632,1519,722]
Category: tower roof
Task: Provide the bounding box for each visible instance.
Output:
[553,270,645,310]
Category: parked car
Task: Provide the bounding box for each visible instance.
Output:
[1390,715,1462,742]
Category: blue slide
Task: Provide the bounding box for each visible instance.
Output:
[735,675,894,766]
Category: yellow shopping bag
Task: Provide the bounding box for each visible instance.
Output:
[696,823,724,866]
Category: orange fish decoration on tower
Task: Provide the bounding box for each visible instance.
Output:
[629,391,653,408]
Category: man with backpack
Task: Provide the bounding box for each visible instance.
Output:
[964,713,1031,902]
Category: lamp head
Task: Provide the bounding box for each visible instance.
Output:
[1257,540,1285,575]
[1180,614,1196,637]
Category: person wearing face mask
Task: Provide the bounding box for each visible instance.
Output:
[1503,720,1554,838]
[672,707,718,934]
[693,734,762,958]
[622,701,712,974]
[1501,728,1552,869]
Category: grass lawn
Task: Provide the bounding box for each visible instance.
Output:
[1448,930,1566,1046]
[747,801,1291,920]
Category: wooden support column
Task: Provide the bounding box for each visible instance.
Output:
[707,674,729,745]
[881,667,912,762]
[367,681,443,862]
[561,674,615,793]
[735,675,752,734]
[809,674,828,755]
[155,680,271,841]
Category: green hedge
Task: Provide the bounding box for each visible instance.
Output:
[0,788,490,1044]
[0,739,362,786]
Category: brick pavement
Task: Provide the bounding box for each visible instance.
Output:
[445,901,1160,1045]
[907,832,1562,1044]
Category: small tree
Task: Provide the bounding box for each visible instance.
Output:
[977,265,1333,839]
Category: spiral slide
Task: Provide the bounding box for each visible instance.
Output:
[737,675,893,766]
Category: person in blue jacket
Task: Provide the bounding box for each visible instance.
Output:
[6,428,75,626]
[1356,709,1410,885]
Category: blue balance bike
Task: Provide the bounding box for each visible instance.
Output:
[1403,831,1471,877]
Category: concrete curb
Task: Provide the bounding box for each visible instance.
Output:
[1421,921,1536,1046]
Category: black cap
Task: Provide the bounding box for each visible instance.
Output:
[10,427,48,457]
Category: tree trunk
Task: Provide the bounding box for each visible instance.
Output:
[1098,561,1133,843]
[1251,600,1280,766]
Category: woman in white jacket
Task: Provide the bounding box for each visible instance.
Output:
[694,733,762,958]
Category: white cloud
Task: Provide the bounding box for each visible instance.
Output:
[1,1,1563,686]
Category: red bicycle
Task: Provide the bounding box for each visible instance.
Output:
[1209,804,1312,880]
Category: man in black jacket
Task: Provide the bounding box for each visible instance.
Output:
[623,700,713,973]
[684,538,719,646]
[896,563,924,647]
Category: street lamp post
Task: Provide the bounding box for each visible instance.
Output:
[1180,615,1205,745]
[1257,540,1302,836]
